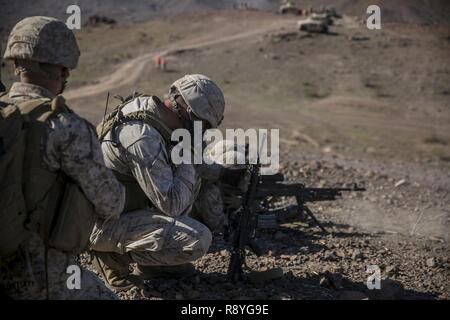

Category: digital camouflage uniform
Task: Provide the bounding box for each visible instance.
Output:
[0,16,125,299]
[192,181,225,232]
[91,96,212,266]
[0,82,125,300]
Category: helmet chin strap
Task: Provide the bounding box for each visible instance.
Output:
[170,94,195,133]
[59,79,67,94]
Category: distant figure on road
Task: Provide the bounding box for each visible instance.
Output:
[154,55,167,71]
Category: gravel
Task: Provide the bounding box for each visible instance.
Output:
[81,150,450,300]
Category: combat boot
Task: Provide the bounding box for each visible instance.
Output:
[132,263,197,280]
[91,251,142,292]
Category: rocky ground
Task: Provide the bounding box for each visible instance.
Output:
[81,148,450,300]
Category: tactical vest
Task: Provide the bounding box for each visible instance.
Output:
[0,94,97,256]
[97,95,173,213]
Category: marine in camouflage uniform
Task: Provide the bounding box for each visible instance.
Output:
[0,16,125,299]
[92,75,246,291]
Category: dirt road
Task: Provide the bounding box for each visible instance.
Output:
[65,19,294,101]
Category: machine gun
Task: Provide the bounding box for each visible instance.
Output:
[226,168,365,282]
[256,173,365,232]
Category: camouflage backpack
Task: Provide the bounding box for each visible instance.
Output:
[0,94,97,257]
[0,94,51,256]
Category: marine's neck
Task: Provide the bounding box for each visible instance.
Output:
[20,75,59,96]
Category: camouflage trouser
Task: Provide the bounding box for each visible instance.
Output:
[191,182,226,233]
[0,234,117,300]
[89,209,212,266]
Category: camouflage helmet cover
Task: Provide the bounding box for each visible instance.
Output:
[4,16,80,69]
[170,74,225,128]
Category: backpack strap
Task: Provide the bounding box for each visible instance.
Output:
[98,95,173,149]
[96,92,146,140]
[18,96,69,122]
[117,111,173,148]
[16,97,69,242]
[15,97,70,299]
[17,98,51,119]
[0,92,13,108]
